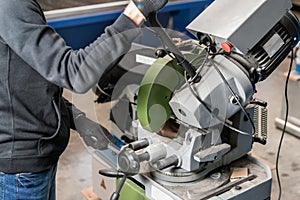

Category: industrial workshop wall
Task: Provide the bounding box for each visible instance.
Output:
[44,0,213,49]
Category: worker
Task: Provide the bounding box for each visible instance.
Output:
[0,0,167,199]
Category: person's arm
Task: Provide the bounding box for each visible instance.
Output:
[0,0,141,94]
[63,98,115,150]
[0,0,167,94]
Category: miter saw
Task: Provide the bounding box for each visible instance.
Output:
[94,0,300,199]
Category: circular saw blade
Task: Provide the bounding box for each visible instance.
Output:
[137,57,184,132]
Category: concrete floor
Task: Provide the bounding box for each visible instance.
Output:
[56,16,300,200]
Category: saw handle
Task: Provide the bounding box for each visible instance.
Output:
[148,12,197,79]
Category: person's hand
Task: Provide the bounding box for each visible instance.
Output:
[132,0,168,18]
[74,115,116,150]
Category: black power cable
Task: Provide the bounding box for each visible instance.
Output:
[184,58,256,136]
[276,48,294,200]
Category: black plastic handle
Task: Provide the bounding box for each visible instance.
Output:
[148,12,196,79]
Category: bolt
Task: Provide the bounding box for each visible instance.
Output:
[235,186,242,190]
[210,172,221,180]
[132,161,138,169]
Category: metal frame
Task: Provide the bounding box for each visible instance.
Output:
[45,1,129,20]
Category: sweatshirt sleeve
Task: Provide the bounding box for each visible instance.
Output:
[62,97,84,130]
[0,0,141,93]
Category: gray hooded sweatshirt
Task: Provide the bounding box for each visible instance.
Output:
[0,0,140,173]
